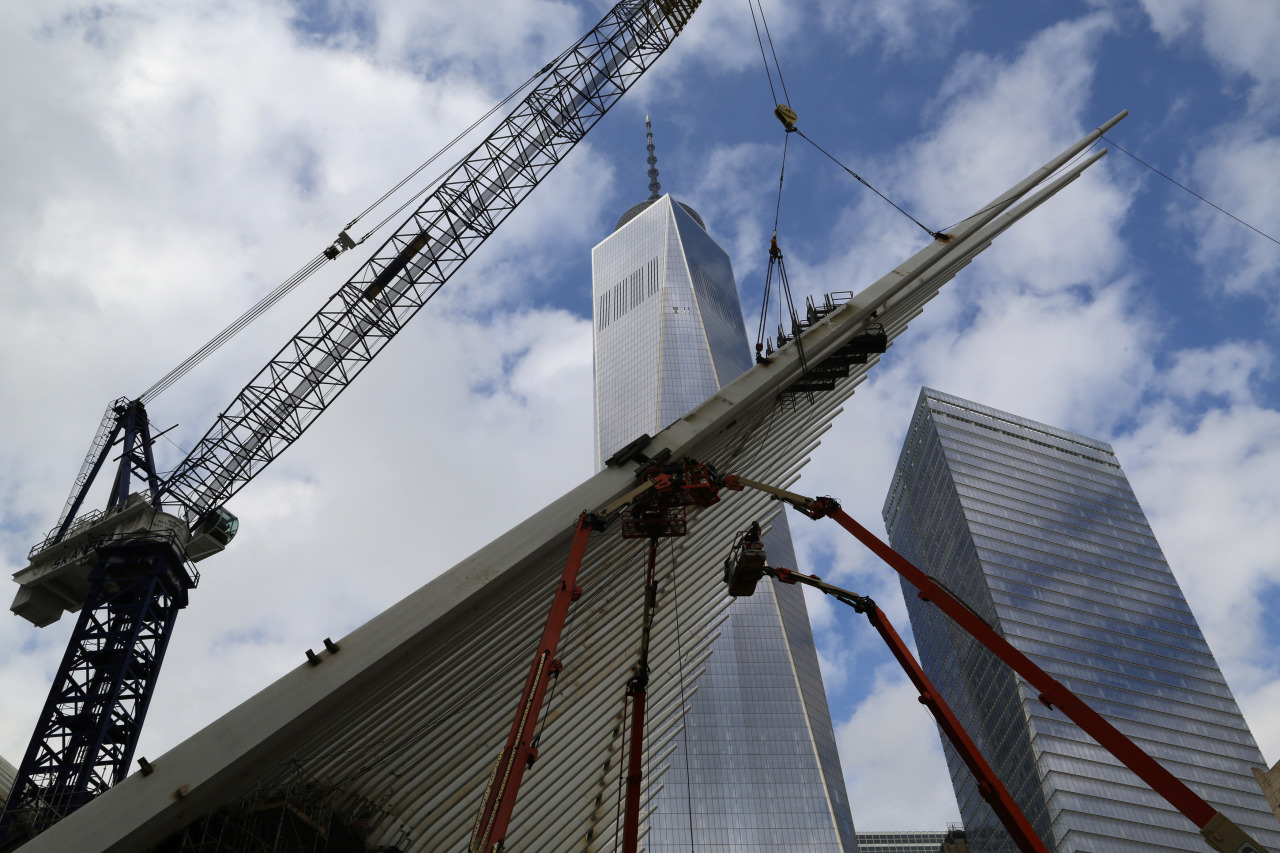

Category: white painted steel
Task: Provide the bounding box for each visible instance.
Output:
[16,117,1119,853]
[0,755,15,809]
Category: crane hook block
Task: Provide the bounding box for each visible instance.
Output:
[774,104,798,131]
[323,230,358,260]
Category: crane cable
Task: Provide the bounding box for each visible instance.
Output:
[754,136,809,380]
[747,0,941,246]
[139,252,328,404]
[1101,134,1280,247]
[794,129,945,241]
[137,45,573,405]
[667,538,697,852]
[747,0,789,108]
[744,0,808,391]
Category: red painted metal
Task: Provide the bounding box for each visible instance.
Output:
[469,513,596,853]
[622,538,659,853]
[816,501,1219,830]
[622,687,646,853]
[864,603,1049,853]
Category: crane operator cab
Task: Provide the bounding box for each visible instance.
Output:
[186,506,240,562]
[724,522,768,597]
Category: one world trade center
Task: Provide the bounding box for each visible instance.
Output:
[590,117,858,852]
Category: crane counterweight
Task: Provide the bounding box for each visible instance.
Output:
[13,494,189,627]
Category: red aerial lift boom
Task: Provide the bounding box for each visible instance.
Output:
[761,565,1049,853]
[722,473,1269,853]
[471,459,724,852]
[469,512,600,853]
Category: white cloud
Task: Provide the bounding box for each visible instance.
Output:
[907,13,1116,230]
[838,666,962,828]
[687,141,779,280]
[1135,3,1280,316]
[1182,128,1280,309]
[0,0,604,767]
[1117,395,1280,759]
[1,0,1278,838]
[788,5,1280,825]
[817,0,970,58]
[1157,339,1273,406]
[1138,0,1280,110]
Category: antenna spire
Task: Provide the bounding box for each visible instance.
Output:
[646,114,661,201]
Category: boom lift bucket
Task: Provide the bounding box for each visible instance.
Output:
[724,522,768,597]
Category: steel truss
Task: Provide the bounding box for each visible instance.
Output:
[2,534,196,839]
[161,0,702,522]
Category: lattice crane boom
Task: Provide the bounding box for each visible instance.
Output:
[161,0,700,521]
[1,0,701,842]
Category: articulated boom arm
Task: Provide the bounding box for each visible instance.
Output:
[728,477,1270,853]
[160,0,701,520]
[764,566,1049,853]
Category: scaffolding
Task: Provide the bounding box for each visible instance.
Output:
[166,767,390,853]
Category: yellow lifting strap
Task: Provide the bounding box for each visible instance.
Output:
[774,103,798,130]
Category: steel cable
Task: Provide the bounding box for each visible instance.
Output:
[667,538,697,852]
[1102,134,1280,247]
[746,0,778,107]
[794,128,943,240]
[138,47,572,405]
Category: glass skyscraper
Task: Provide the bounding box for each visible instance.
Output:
[883,388,1280,853]
[590,120,857,851]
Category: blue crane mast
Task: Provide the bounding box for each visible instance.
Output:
[0,0,701,843]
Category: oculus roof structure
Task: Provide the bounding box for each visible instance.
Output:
[15,115,1126,853]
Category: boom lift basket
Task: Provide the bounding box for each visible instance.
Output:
[724,523,767,597]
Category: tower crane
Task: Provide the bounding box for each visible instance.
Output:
[0,0,702,842]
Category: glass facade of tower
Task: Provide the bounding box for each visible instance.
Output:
[883,388,1280,853]
[855,830,949,853]
[592,195,857,851]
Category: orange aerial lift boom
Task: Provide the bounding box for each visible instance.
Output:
[757,564,1049,853]
[722,474,1269,853]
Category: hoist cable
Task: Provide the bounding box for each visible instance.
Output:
[746,0,778,107]
[138,48,570,405]
[794,128,944,240]
[777,252,809,378]
[356,150,470,243]
[346,44,574,231]
[753,0,791,106]
[139,252,329,404]
[774,132,790,234]
[754,133,790,359]
[756,254,776,352]
[1102,135,1280,247]
[667,539,696,852]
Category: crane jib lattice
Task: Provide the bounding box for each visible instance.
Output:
[160,0,702,522]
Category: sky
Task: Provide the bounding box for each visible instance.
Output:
[1,0,1279,837]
